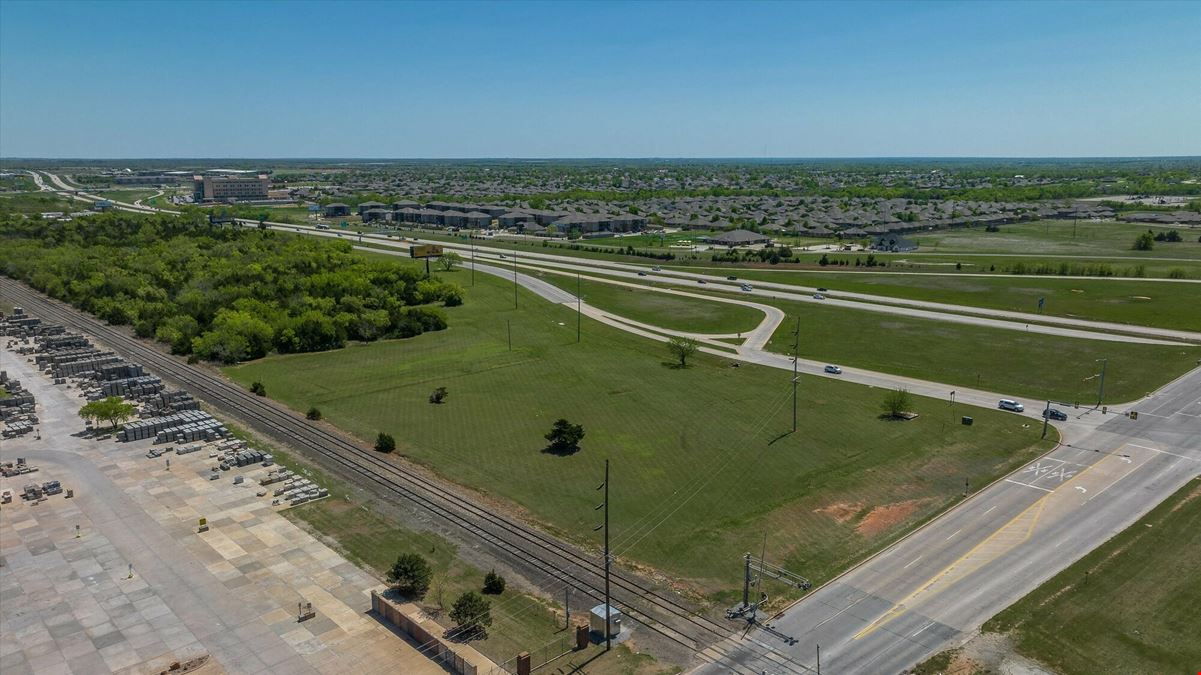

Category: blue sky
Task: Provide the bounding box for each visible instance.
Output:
[1,0,1198,158]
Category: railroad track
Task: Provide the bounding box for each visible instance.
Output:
[1,278,810,674]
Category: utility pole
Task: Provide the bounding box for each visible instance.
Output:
[816,644,821,675]
[507,319,512,351]
[1096,358,1107,407]
[791,317,800,433]
[471,240,475,286]
[594,460,612,651]
[576,272,582,344]
[564,587,572,630]
[513,251,519,309]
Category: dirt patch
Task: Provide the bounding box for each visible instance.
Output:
[856,499,930,538]
[815,501,864,524]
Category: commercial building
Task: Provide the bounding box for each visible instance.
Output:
[192,174,270,202]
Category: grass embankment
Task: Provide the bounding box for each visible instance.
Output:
[913,220,1201,259]
[716,269,1201,333]
[755,296,1199,403]
[537,273,764,334]
[221,422,667,673]
[226,256,1056,601]
[983,477,1201,674]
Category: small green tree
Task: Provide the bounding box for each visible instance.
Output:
[667,336,699,367]
[1132,232,1154,251]
[78,396,137,430]
[429,387,448,404]
[544,418,585,455]
[881,388,913,419]
[450,591,492,639]
[387,553,433,599]
[375,432,396,453]
[250,381,267,396]
[482,569,506,595]
[438,251,463,271]
[305,407,322,421]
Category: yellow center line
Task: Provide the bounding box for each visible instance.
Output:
[852,449,1132,640]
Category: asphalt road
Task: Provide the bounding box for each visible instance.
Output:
[697,366,1201,674]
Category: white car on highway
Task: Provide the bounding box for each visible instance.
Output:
[824,365,842,374]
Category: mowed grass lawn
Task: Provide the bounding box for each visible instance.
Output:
[983,477,1201,674]
[535,272,765,334]
[225,258,1056,598]
[756,296,1200,403]
[716,269,1201,333]
[912,219,1201,259]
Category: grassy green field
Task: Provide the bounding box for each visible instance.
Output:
[698,268,1201,332]
[913,219,1201,259]
[226,255,1056,600]
[536,272,765,334]
[0,191,84,214]
[982,477,1201,674]
[752,295,1200,403]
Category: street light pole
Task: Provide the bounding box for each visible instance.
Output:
[513,252,519,309]
[791,317,800,433]
[576,272,582,344]
[1042,400,1051,439]
[1096,358,1108,407]
[471,240,475,286]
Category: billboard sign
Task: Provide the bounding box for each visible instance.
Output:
[410,244,444,259]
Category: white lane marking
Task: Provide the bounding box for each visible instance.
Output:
[1005,478,1054,492]
[912,620,935,637]
[903,556,922,569]
[1128,443,1199,462]
[983,505,997,515]
[813,593,870,629]
[944,529,962,541]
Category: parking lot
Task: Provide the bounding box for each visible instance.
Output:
[1,344,444,675]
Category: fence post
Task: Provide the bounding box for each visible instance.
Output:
[516,651,531,675]
[575,624,589,650]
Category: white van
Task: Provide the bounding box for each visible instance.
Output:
[739,283,753,292]
[998,399,1024,412]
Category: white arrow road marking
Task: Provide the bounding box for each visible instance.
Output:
[1075,486,1088,494]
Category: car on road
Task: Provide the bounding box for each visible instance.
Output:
[727,276,738,280]
[998,399,1025,412]
[1043,407,1068,421]
[498,253,507,259]
[812,293,825,300]
[739,283,753,291]
[652,266,662,271]
[817,287,828,292]
[638,271,648,276]
[697,279,707,284]
[824,365,842,374]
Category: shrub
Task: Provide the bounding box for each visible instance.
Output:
[375,432,396,453]
[305,407,322,421]
[250,381,267,396]
[482,569,506,595]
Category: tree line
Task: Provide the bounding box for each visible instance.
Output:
[0,212,464,363]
